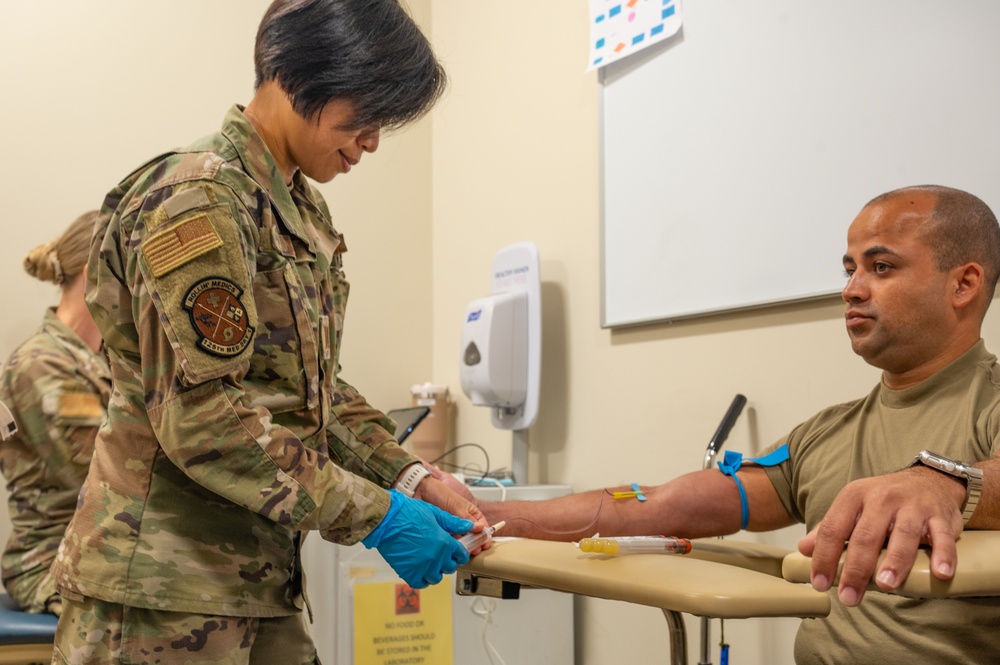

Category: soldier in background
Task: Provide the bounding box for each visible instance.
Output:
[50,1,483,663]
[0,211,109,616]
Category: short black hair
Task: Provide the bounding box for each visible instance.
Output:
[868,185,1000,301]
[254,0,446,130]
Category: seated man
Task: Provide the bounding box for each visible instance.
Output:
[442,185,1000,664]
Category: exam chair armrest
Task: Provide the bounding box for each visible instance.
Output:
[459,538,829,619]
[781,530,1000,599]
[687,538,793,578]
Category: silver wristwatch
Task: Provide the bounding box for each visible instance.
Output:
[907,450,983,526]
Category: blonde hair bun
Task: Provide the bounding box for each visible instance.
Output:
[22,211,100,286]
[23,241,64,285]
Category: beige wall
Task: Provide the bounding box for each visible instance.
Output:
[429,3,1000,664]
[1,3,998,665]
[0,3,434,658]
[0,0,434,409]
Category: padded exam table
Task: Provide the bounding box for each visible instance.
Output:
[457,533,1000,665]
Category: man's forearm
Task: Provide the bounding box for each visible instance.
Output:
[480,467,794,540]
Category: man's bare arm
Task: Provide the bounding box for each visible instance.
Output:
[457,466,796,540]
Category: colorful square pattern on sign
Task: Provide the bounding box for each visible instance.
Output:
[588,0,683,71]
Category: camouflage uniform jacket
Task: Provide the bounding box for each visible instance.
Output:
[0,308,110,612]
[52,105,418,617]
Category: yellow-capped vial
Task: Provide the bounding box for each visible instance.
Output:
[579,538,621,554]
[579,536,691,555]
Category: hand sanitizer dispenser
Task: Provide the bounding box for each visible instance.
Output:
[458,242,541,483]
[460,291,528,408]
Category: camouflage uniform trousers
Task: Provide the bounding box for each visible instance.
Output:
[52,596,319,665]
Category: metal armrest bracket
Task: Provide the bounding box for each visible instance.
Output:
[456,571,521,600]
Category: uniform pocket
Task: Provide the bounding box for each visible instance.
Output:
[246,265,312,414]
[329,267,350,371]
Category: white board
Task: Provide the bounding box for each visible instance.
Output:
[601,0,1000,327]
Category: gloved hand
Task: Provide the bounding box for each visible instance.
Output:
[362,489,473,588]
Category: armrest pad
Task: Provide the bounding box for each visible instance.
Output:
[460,538,829,619]
[781,530,1000,599]
[688,538,793,578]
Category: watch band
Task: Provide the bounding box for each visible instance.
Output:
[394,463,431,498]
[907,450,984,526]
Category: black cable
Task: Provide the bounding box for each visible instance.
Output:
[430,444,624,538]
[429,442,491,484]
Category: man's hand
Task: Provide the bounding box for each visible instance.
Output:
[414,475,491,554]
[425,462,478,504]
[799,466,966,606]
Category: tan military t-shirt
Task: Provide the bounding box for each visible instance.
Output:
[762,340,1000,664]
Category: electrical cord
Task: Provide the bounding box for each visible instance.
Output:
[429,442,492,484]
[470,597,507,665]
[471,476,508,501]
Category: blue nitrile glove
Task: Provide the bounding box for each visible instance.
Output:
[362,489,473,588]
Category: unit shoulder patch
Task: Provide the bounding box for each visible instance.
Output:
[182,277,255,357]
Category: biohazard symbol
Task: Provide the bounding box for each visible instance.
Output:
[394,584,420,615]
[182,277,255,357]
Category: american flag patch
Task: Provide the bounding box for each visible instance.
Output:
[58,391,103,420]
[142,214,223,277]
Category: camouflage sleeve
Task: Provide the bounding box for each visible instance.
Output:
[104,180,389,542]
[326,378,419,487]
[0,340,100,611]
[1,342,101,485]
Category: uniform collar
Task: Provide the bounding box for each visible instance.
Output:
[879,339,993,408]
[41,308,108,375]
[42,308,85,350]
[219,105,314,251]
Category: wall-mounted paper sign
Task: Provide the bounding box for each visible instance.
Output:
[588,0,683,71]
[354,579,455,664]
